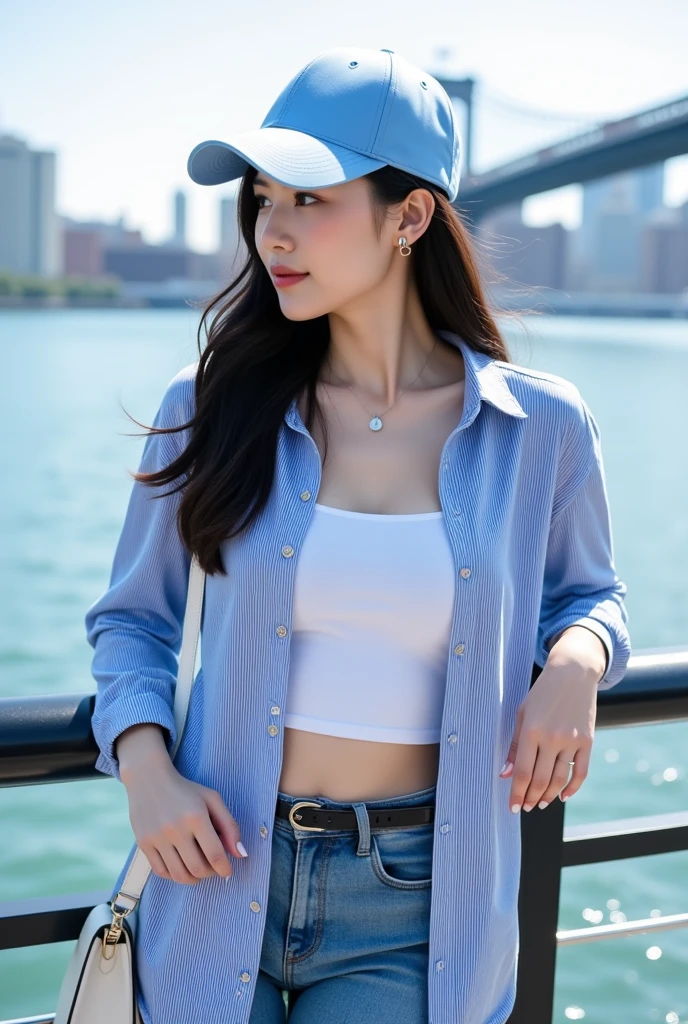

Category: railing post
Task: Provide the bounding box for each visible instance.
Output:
[508,797,566,1023]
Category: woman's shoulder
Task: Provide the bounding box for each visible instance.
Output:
[157,361,199,424]
[495,358,592,432]
[495,359,601,496]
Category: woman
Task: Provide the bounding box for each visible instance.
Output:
[86,46,631,1024]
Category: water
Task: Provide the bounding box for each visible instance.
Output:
[0,309,686,1023]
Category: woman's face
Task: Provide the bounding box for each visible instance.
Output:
[252,170,400,321]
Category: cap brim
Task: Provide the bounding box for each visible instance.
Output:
[186,125,387,188]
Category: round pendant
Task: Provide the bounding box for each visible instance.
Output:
[369,416,383,431]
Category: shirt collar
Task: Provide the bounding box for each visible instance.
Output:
[436,330,527,422]
[285,330,527,429]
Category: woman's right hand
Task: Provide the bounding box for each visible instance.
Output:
[116,725,247,884]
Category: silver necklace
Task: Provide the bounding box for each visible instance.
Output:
[324,338,438,431]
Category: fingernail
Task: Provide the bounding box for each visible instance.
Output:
[236,841,249,857]
[510,803,521,814]
[499,761,513,776]
[523,802,533,812]
[538,800,549,809]
[559,793,569,802]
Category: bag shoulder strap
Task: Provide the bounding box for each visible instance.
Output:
[111,553,206,912]
[171,553,206,760]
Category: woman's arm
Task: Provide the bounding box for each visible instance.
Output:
[115,722,173,784]
[535,394,631,690]
[501,391,632,812]
[85,368,194,781]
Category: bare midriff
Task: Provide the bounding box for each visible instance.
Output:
[277,339,466,803]
[278,729,441,802]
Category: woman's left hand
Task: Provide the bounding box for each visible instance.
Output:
[499,627,607,812]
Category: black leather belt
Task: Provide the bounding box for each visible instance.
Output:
[276,798,435,832]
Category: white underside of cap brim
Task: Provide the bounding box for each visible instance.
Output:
[187,125,387,188]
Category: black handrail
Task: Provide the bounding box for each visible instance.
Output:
[512,647,688,1023]
[0,646,686,1024]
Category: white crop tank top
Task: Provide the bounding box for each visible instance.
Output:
[284,502,456,744]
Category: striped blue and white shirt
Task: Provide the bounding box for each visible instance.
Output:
[86,329,631,1024]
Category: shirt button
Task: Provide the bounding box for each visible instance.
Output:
[440,823,451,834]
[259,825,268,839]
[250,901,261,913]
[300,490,311,501]
[282,545,294,558]
[268,724,279,736]
[448,733,458,743]
[435,960,445,971]
[276,625,288,638]
[270,705,281,715]
[460,567,471,578]
[240,972,251,982]
[454,643,465,655]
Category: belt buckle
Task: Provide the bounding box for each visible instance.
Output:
[288,800,325,832]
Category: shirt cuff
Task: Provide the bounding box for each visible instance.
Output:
[567,618,613,684]
[92,690,177,781]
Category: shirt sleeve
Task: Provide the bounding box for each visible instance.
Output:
[535,393,631,690]
[85,370,195,780]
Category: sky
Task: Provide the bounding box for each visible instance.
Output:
[2,0,687,254]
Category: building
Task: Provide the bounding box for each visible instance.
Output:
[171,190,186,248]
[640,202,688,294]
[0,133,61,276]
[218,191,247,280]
[568,164,666,291]
[62,214,143,278]
[475,204,568,292]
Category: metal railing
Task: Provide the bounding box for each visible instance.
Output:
[0,646,686,1024]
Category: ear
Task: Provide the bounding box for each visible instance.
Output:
[396,187,435,245]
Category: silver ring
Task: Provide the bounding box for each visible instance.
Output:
[568,761,575,765]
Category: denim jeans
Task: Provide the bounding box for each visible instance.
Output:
[248,783,437,1024]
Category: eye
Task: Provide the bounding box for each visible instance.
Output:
[254,192,319,209]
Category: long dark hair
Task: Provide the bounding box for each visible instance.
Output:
[126,164,528,575]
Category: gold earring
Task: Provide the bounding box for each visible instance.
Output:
[398,236,412,256]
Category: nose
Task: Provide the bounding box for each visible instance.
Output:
[257,207,295,255]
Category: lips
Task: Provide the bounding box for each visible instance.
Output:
[270,262,307,276]
[271,268,309,288]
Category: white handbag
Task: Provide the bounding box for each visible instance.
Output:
[54,553,206,1024]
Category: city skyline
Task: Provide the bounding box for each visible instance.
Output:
[5,121,686,314]
[2,0,688,253]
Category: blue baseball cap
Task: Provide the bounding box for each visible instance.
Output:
[186,46,461,202]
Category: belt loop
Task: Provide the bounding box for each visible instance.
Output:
[352,802,371,856]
